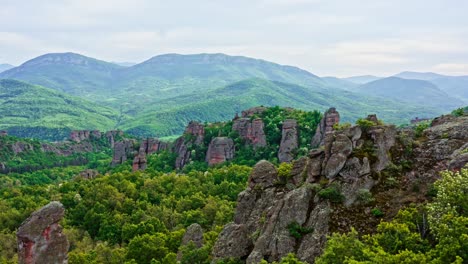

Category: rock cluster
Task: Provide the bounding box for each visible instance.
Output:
[78,169,98,179]
[17,201,69,264]
[278,119,298,163]
[232,117,267,148]
[70,130,101,143]
[206,137,235,166]
[311,107,340,147]
[212,118,400,263]
[132,138,169,171]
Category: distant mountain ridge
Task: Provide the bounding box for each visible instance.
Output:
[354,77,464,110]
[0,52,464,138]
[0,64,14,73]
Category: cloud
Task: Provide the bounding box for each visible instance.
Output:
[432,63,468,76]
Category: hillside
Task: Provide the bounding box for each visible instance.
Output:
[119,78,443,137]
[0,53,123,99]
[0,64,14,73]
[355,76,465,110]
[0,79,119,140]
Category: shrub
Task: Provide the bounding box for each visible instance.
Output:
[414,121,430,138]
[371,208,384,217]
[278,162,293,179]
[318,185,344,203]
[287,221,313,239]
[356,118,376,129]
[356,189,374,204]
[333,122,352,131]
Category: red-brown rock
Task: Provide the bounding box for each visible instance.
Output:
[278,119,298,163]
[206,137,235,166]
[232,118,267,148]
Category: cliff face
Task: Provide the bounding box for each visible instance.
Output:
[232,118,267,148]
[212,114,468,263]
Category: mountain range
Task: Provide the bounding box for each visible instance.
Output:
[0,64,14,73]
[0,52,465,139]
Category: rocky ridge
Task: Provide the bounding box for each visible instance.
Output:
[211,113,468,263]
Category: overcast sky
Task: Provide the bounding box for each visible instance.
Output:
[1,0,467,77]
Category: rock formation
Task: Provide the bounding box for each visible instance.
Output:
[311,107,340,147]
[212,114,468,263]
[17,201,69,264]
[177,223,205,260]
[105,130,124,148]
[140,138,169,155]
[278,119,298,163]
[174,122,206,169]
[132,150,148,171]
[0,130,7,136]
[111,140,134,166]
[206,137,235,166]
[232,118,267,148]
[78,169,98,179]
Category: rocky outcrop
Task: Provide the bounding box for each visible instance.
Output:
[241,107,267,118]
[140,138,169,155]
[206,137,235,166]
[212,120,402,263]
[105,130,124,148]
[278,119,298,163]
[174,122,206,169]
[0,130,7,136]
[177,223,205,260]
[78,169,98,179]
[12,142,34,154]
[132,150,148,171]
[232,118,267,148]
[311,107,340,147]
[17,201,69,264]
[70,130,101,143]
[111,140,134,167]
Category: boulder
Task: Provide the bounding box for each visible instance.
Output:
[17,202,69,264]
[278,119,299,163]
[177,223,204,260]
[78,169,98,179]
[184,121,205,145]
[211,224,252,260]
[248,160,278,189]
[206,137,235,166]
[323,134,353,179]
[311,107,340,147]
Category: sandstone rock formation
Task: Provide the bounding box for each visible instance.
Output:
[311,107,340,147]
[17,201,69,264]
[69,130,101,143]
[105,130,124,148]
[232,118,267,148]
[278,119,298,163]
[111,140,134,166]
[140,138,169,155]
[132,149,148,171]
[174,121,206,169]
[206,137,235,166]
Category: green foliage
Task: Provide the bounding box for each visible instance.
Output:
[318,185,344,203]
[278,162,293,180]
[0,164,251,263]
[355,118,376,129]
[0,79,118,141]
[332,122,352,131]
[414,121,431,138]
[287,222,313,239]
[451,107,466,117]
[371,208,384,217]
[356,189,374,205]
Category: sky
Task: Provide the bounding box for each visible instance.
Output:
[1,0,468,77]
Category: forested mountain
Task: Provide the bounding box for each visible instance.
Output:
[0,79,119,140]
[0,53,123,99]
[1,53,465,139]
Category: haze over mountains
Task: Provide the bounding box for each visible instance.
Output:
[0,52,465,139]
